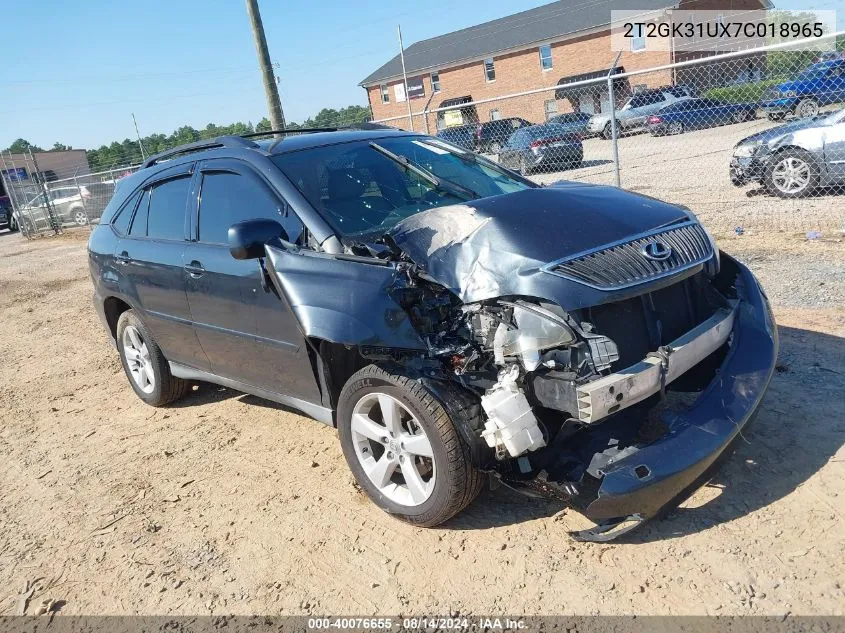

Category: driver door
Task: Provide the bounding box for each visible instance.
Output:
[184,159,319,401]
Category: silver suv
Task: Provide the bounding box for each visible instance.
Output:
[587,86,692,139]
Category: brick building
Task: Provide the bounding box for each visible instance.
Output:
[360,0,769,131]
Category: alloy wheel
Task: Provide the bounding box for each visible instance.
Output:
[489,141,502,155]
[350,392,435,507]
[771,156,811,195]
[73,210,89,226]
[669,121,684,135]
[122,325,155,394]
[796,99,818,119]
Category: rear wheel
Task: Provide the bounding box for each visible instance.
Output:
[7,214,17,232]
[731,110,745,124]
[337,364,484,527]
[488,140,502,155]
[116,310,188,406]
[602,122,614,140]
[767,113,786,122]
[764,149,818,198]
[668,121,684,135]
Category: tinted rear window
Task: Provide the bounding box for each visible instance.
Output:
[146,177,190,240]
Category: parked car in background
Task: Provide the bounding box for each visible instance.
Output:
[436,124,476,151]
[498,123,583,174]
[762,59,845,121]
[545,112,592,136]
[730,107,845,198]
[81,182,117,222]
[14,185,95,230]
[0,195,15,231]
[87,128,776,541]
[647,98,757,135]
[475,117,532,154]
[587,86,692,139]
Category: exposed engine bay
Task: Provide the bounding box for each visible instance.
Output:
[263,188,778,541]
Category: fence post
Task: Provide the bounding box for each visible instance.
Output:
[73,172,91,228]
[28,149,61,235]
[607,52,622,188]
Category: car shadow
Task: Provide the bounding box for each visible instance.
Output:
[745,184,845,199]
[168,381,317,417]
[447,325,845,538]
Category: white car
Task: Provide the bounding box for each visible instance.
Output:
[14,186,93,231]
[587,86,692,139]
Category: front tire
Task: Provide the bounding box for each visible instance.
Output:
[337,365,484,527]
[7,215,18,232]
[764,149,818,199]
[795,98,818,119]
[72,208,89,226]
[488,141,502,155]
[116,310,188,406]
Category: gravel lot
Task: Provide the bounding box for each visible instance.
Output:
[0,222,843,616]
[531,114,845,236]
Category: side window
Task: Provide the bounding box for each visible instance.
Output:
[198,171,304,246]
[147,176,191,240]
[112,189,142,235]
[129,190,150,237]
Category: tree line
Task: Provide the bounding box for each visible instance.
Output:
[3,104,371,173]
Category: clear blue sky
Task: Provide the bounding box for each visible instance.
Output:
[0,0,840,151]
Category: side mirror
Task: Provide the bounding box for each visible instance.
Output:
[228,218,289,260]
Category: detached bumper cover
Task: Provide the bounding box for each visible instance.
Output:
[576,258,778,538]
[730,156,766,186]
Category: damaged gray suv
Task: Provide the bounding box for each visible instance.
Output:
[88,128,778,541]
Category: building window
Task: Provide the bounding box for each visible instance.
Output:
[431,72,441,93]
[544,99,558,120]
[631,23,645,51]
[539,44,553,71]
[489,109,501,121]
[484,57,496,82]
[380,84,389,104]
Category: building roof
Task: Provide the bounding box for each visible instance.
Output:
[360,0,680,86]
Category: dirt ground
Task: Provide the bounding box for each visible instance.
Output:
[0,226,843,617]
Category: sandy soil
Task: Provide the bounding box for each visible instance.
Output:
[0,228,843,617]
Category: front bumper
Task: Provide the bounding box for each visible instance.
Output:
[730,156,767,186]
[574,257,778,540]
[761,97,798,114]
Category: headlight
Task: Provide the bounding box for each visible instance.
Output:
[733,141,761,158]
[494,301,576,371]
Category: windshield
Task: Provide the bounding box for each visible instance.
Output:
[272,136,533,236]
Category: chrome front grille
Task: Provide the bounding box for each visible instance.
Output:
[542,221,713,290]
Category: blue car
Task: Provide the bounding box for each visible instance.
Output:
[647,98,757,136]
[762,59,845,121]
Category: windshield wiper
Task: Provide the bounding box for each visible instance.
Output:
[369,142,479,199]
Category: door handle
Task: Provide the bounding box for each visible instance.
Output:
[116,251,132,265]
[184,261,205,278]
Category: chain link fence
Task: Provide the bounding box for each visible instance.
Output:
[374,33,845,237]
[4,33,844,241]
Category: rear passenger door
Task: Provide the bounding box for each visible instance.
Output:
[185,159,319,401]
[113,164,209,370]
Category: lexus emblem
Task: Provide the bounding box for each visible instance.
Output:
[642,240,672,261]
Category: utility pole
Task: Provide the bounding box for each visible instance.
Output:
[397,25,414,131]
[245,0,286,130]
[131,113,147,160]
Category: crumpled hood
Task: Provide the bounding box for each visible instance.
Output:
[388,185,690,304]
[737,116,825,145]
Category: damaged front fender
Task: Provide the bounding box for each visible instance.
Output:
[263,245,426,350]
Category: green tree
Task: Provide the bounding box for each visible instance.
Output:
[50,142,72,151]
[5,138,44,154]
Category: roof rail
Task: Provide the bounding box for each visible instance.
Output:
[141,135,259,169]
[239,128,338,138]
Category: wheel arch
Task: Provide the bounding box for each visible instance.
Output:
[103,295,133,341]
